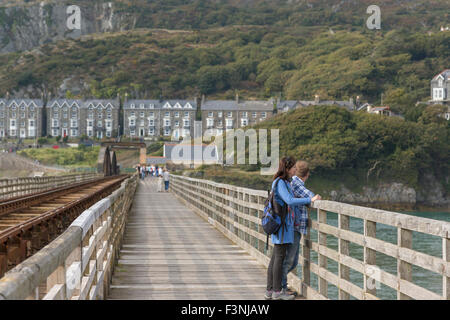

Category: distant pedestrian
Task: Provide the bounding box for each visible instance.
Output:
[157,173,163,192]
[163,168,170,192]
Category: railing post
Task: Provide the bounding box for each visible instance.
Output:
[397,227,413,300]
[364,220,377,298]
[301,209,311,296]
[318,208,328,297]
[338,213,350,300]
[444,237,449,299]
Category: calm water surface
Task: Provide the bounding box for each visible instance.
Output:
[295,210,450,300]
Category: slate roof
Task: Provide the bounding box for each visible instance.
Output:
[432,69,450,81]
[124,99,197,110]
[4,99,44,108]
[201,100,273,111]
[48,99,118,109]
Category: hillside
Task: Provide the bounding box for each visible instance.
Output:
[0,25,448,114]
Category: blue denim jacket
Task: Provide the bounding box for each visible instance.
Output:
[270,178,311,244]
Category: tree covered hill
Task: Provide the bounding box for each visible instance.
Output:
[251,105,449,190]
[0,24,448,114]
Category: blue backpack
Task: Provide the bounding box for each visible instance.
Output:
[262,178,288,249]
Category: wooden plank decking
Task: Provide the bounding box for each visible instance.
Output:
[107,177,270,300]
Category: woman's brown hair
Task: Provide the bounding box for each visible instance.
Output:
[273,156,296,181]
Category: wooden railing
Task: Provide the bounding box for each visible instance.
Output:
[0,173,103,200]
[170,175,450,300]
[0,174,138,300]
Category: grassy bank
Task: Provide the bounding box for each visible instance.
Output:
[18,146,100,167]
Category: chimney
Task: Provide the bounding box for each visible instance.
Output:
[6,91,10,101]
[124,92,128,103]
[314,94,320,104]
[349,97,354,109]
[356,95,360,106]
[235,92,240,104]
[201,94,206,106]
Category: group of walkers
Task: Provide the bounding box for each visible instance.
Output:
[265,156,321,300]
[136,164,170,192]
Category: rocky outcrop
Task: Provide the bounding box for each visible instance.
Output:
[0,1,136,53]
[328,180,449,210]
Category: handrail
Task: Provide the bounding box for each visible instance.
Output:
[0,173,102,201]
[170,174,450,300]
[0,174,138,300]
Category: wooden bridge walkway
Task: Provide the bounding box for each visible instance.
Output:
[107,178,271,300]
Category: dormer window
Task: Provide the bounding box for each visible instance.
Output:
[140,103,145,109]
[149,104,154,109]
[174,102,182,109]
[20,105,25,111]
[130,104,135,109]
[185,103,192,109]
[438,78,443,87]
[30,106,35,111]
[164,102,172,109]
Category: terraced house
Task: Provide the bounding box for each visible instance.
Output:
[47,99,119,139]
[201,94,274,136]
[0,98,43,139]
[123,99,197,139]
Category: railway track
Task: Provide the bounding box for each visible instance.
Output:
[0,174,129,278]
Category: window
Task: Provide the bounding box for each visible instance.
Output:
[52,129,58,136]
[184,120,190,127]
[88,113,94,119]
[0,112,4,118]
[438,78,443,87]
[29,120,35,127]
[106,131,111,138]
[87,130,93,137]
[165,112,170,117]
[242,112,248,118]
[20,105,25,111]
[175,112,179,118]
[149,128,154,135]
[184,111,189,118]
[52,119,58,127]
[165,119,171,126]
[63,122,68,128]
[130,111,135,117]
[140,112,144,118]
[106,121,112,129]
[63,112,68,119]
[218,120,223,127]
[140,120,144,126]
[30,106,35,111]
[10,119,16,127]
[87,120,93,127]
[164,128,171,136]
[53,112,59,118]
[252,112,257,118]
[20,112,26,118]
[149,112,154,117]
[0,120,3,127]
[71,120,77,128]
[11,112,16,118]
[11,105,17,110]
[29,112,35,118]
[208,112,213,118]
[129,119,135,126]
[175,120,179,127]
[140,103,145,109]
[97,121,102,127]
[98,113,102,119]
[207,118,214,127]
[71,129,78,136]
[107,113,112,119]
[218,112,222,118]
[130,104,135,109]
[241,118,248,126]
[10,129,16,136]
[227,112,232,118]
[226,119,233,128]
[149,119,154,126]
[261,112,267,118]
[20,121,25,127]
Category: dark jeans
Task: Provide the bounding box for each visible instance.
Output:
[164,181,169,190]
[281,231,302,289]
[267,243,290,292]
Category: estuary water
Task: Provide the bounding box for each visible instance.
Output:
[297,210,450,300]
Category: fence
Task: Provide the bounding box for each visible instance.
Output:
[170,175,450,300]
[0,173,103,200]
[0,174,138,300]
